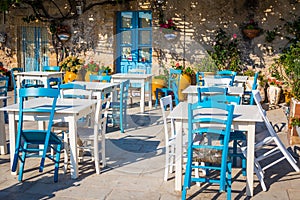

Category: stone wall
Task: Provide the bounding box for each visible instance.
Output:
[0,0,299,76]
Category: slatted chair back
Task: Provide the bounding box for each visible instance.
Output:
[89,74,112,83]
[217,70,237,86]
[43,66,60,72]
[182,101,234,199]
[59,83,92,99]
[11,68,24,104]
[12,88,62,182]
[197,86,228,103]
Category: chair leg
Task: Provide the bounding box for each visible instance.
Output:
[54,144,62,182]
[18,143,27,182]
[226,162,232,200]
[155,89,160,108]
[164,146,170,181]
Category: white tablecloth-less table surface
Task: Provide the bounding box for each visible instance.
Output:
[1,98,97,179]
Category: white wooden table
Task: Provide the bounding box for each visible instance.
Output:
[111,73,153,113]
[16,71,64,101]
[73,81,119,99]
[182,85,244,103]
[1,98,97,179]
[0,96,9,154]
[167,102,263,196]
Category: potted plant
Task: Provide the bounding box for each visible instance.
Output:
[159,19,178,40]
[152,65,169,101]
[59,55,83,83]
[291,117,300,137]
[171,62,195,101]
[241,18,262,39]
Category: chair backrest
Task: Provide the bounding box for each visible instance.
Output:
[197,86,227,103]
[43,66,60,72]
[253,90,277,137]
[119,80,130,106]
[216,70,237,86]
[59,83,92,99]
[160,95,175,146]
[11,68,24,103]
[168,68,182,89]
[0,76,9,97]
[196,72,205,86]
[89,74,112,83]
[203,76,232,87]
[47,77,62,88]
[171,81,180,105]
[188,101,234,188]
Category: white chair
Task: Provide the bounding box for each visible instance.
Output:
[160,95,176,181]
[128,68,146,106]
[241,90,300,191]
[203,76,232,87]
[52,83,93,172]
[77,95,111,174]
[160,95,201,182]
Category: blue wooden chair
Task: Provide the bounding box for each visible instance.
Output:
[43,66,60,72]
[198,87,246,175]
[243,72,259,105]
[12,88,62,182]
[155,68,182,108]
[89,74,112,83]
[196,72,205,86]
[182,101,234,200]
[217,70,237,86]
[47,77,62,88]
[197,86,228,103]
[109,80,129,133]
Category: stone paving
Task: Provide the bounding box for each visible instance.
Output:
[0,91,300,200]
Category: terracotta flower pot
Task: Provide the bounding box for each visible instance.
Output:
[243,29,260,39]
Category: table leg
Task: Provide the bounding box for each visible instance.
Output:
[0,100,7,154]
[9,112,17,175]
[140,81,145,113]
[175,119,183,191]
[148,79,152,109]
[246,122,255,196]
[68,117,79,179]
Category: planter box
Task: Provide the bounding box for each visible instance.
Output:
[288,98,300,145]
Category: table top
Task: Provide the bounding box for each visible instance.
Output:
[168,102,263,123]
[182,85,244,95]
[0,98,97,114]
[111,73,153,79]
[73,81,119,91]
[16,71,64,76]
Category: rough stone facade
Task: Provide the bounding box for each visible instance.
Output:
[0,0,299,76]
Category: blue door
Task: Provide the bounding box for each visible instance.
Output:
[116,11,152,74]
[20,26,49,71]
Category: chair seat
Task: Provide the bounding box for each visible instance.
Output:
[22,130,62,144]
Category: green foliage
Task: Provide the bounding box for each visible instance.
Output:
[265,29,278,43]
[243,69,255,77]
[208,29,242,72]
[0,0,18,12]
[284,16,300,45]
[272,42,300,99]
[291,117,300,127]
